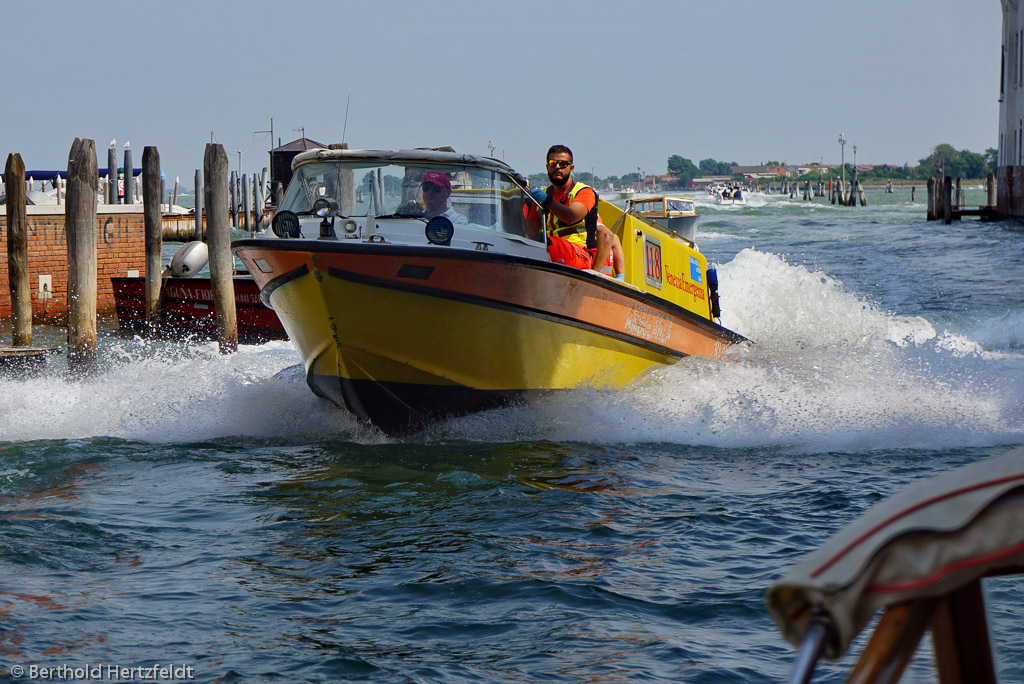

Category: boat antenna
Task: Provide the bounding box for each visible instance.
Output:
[341,94,351,146]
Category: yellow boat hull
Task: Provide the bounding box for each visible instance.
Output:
[234,243,743,432]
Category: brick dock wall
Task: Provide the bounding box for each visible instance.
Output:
[0,206,147,322]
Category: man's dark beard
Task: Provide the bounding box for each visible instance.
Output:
[547,168,571,186]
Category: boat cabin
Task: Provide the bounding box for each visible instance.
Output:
[624,195,700,243]
[626,196,696,218]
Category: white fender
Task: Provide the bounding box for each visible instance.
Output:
[168,241,209,278]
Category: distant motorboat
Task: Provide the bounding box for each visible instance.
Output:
[626,195,699,242]
[710,184,747,205]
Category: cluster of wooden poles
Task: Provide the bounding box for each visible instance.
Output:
[754,178,866,204]
[4,139,241,374]
[925,173,998,223]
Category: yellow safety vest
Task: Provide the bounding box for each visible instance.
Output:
[546,181,597,249]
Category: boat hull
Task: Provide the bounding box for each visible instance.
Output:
[112,276,287,344]
[234,241,744,432]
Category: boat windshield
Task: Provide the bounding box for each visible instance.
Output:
[280,161,539,241]
[666,198,694,213]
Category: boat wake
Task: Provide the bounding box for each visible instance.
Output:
[1,249,1020,450]
[431,249,1024,450]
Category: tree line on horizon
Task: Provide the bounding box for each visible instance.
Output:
[526,144,998,190]
[662,144,998,186]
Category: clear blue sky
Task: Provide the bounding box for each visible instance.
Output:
[0,0,1002,185]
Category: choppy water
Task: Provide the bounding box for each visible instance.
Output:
[1,188,1022,683]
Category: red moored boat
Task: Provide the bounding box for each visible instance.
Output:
[112,274,286,344]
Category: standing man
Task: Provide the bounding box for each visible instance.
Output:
[525,145,624,279]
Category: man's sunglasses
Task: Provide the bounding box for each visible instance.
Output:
[422,184,444,193]
[546,160,572,169]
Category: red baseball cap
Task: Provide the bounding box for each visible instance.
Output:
[422,171,451,189]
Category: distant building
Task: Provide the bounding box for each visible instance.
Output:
[999,1,1024,217]
[731,164,791,179]
[691,175,732,189]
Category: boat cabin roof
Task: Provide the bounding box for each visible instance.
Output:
[291,148,529,187]
[627,196,696,215]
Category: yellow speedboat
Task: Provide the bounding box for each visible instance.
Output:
[626,195,699,242]
[233,148,745,432]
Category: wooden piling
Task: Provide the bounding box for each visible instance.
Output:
[5,153,32,346]
[66,138,98,371]
[911,186,916,202]
[955,177,963,209]
[857,181,867,206]
[142,146,163,329]
[194,168,204,242]
[253,171,264,233]
[230,170,238,228]
[107,148,117,204]
[123,149,133,205]
[986,172,996,207]
[203,143,237,354]
[943,176,953,224]
[173,176,179,208]
[242,174,251,233]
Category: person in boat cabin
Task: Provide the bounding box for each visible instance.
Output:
[524,145,625,280]
[421,171,468,224]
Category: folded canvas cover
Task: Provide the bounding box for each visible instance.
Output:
[767,446,1024,659]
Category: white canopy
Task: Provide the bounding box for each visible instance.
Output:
[290,147,530,187]
[766,446,1024,659]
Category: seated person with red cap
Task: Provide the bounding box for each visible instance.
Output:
[421,171,468,224]
[524,145,625,280]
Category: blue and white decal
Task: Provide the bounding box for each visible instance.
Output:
[689,255,702,283]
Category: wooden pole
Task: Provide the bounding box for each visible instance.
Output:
[172,176,179,208]
[203,143,237,354]
[65,138,98,371]
[943,176,953,224]
[5,153,32,346]
[926,178,935,221]
[107,147,117,205]
[123,149,133,205]
[253,171,264,234]
[230,170,238,228]
[955,177,963,210]
[194,168,204,241]
[986,172,996,207]
[142,146,163,330]
[242,174,251,233]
